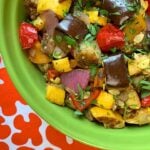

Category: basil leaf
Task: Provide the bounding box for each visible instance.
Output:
[89,65,97,77]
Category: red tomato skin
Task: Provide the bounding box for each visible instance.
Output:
[141,96,150,107]
[19,22,38,49]
[96,23,125,52]
[147,0,150,16]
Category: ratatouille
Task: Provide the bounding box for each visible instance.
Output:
[19,0,150,128]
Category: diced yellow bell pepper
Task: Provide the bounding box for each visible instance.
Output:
[123,15,146,42]
[128,59,142,76]
[96,91,115,109]
[84,10,107,26]
[37,0,72,18]
[46,84,65,105]
[32,17,45,30]
[90,106,125,128]
[52,57,72,72]
[29,42,51,64]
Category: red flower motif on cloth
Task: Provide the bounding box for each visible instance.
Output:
[17,146,34,150]
[0,142,9,150]
[46,126,99,150]
[12,113,42,146]
[0,116,11,139]
[0,69,25,116]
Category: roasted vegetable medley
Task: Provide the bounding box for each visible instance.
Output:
[19,0,150,128]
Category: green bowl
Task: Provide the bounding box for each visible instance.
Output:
[0,1,150,150]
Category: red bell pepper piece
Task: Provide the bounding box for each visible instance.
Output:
[96,23,125,52]
[147,0,150,16]
[70,89,100,111]
[19,22,38,49]
[47,68,59,79]
[141,95,150,107]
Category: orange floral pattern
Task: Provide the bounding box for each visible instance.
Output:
[0,54,99,150]
[12,114,42,146]
[0,116,11,139]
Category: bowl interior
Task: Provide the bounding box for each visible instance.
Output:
[0,1,150,150]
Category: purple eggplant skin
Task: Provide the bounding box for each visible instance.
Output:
[101,0,140,25]
[40,10,59,36]
[104,53,129,87]
[60,69,90,93]
[57,14,88,40]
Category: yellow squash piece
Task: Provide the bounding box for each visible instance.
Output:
[46,84,65,105]
[29,42,51,64]
[123,15,146,42]
[96,91,115,109]
[52,57,72,72]
[37,0,72,18]
[84,10,107,26]
[90,106,125,128]
[125,108,150,125]
[139,0,148,16]
[126,89,141,109]
[128,54,150,76]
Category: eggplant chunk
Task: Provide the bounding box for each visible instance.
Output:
[101,0,140,25]
[90,106,125,128]
[57,14,88,40]
[40,10,59,36]
[53,30,73,55]
[126,108,150,125]
[41,33,55,55]
[104,54,129,87]
[74,41,101,68]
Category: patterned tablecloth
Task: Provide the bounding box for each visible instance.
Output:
[0,54,99,150]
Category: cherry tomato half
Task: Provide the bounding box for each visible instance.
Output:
[19,22,38,49]
[96,23,125,52]
[141,95,150,107]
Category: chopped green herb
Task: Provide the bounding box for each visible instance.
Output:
[63,10,68,17]
[87,24,97,36]
[140,80,150,87]
[84,33,95,41]
[91,99,97,105]
[99,9,109,16]
[129,29,136,34]
[126,2,140,12]
[110,12,121,16]
[85,86,91,91]
[89,65,97,77]
[141,91,150,98]
[77,0,82,7]
[77,84,84,100]
[63,35,77,46]
[52,51,62,59]
[110,47,117,53]
[140,80,150,98]
[101,53,108,60]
